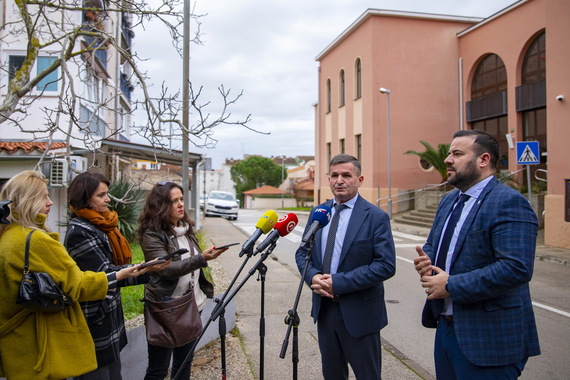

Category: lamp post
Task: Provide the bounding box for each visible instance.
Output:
[281,156,285,209]
[379,87,392,220]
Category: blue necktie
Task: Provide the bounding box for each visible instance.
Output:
[322,204,347,273]
[432,193,469,318]
[435,194,470,271]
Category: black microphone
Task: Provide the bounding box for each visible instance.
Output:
[299,206,331,249]
[239,210,278,257]
[253,213,299,255]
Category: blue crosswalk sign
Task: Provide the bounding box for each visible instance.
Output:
[516,141,540,165]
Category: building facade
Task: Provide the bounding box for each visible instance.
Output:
[315,0,570,248]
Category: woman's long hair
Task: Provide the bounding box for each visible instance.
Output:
[0,170,49,236]
[137,181,194,242]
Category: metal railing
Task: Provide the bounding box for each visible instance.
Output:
[376,182,451,210]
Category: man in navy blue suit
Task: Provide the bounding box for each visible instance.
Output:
[296,154,396,380]
[414,130,540,379]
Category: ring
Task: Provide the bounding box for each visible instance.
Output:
[425,289,429,294]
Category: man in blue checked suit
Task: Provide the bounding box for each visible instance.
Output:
[414,130,540,379]
[296,154,396,380]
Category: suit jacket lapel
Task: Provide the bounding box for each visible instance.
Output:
[450,177,499,268]
[313,200,335,267]
[430,190,459,261]
[337,196,367,268]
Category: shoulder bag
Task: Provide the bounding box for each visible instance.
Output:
[144,285,202,348]
[16,230,72,312]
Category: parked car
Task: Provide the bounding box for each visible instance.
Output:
[204,191,239,220]
[199,194,205,211]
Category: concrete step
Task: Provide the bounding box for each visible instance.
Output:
[393,217,434,229]
[400,214,435,224]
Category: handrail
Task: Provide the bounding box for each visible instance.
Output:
[534,169,547,182]
[376,182,449,203]
[376,182,452,208]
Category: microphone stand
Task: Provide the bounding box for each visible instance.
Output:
[279,238,315,380]
[256,242,278,380]
[173,244,276,380]
[173,246,256,380]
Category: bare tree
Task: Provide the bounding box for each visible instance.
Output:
[0,0,254,166]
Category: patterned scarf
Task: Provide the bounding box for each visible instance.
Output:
[70,206,132,265]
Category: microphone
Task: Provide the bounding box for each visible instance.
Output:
[299,206,331,249]
[239,210,278,257]
[254,213,299,255]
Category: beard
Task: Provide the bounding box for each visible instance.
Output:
[447,157,481,192]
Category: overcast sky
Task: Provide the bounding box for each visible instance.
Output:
[132,0,517,169]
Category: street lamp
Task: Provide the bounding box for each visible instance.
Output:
[379,87,392,220]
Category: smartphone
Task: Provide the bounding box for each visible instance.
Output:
[159,248,189,261]
[213,242,240,250]
[139,259,166,268]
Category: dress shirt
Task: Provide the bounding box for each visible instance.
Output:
[439,175,493,315]
[320,194,358,274]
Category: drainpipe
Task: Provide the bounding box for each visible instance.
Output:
[458,57,464,130]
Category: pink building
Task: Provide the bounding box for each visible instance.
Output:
[314,0,570,248]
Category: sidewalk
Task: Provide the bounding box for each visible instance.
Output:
[391,221,570,266]
[194,217,570,380]
[196,216,427,380]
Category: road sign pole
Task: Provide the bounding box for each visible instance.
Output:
[526,165,532,203]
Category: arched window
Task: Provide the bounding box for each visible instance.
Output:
[326,78,332,113]
[470,54,508,170]
[339,70,345,107]
[471,54,507,98]
[522,32,546,84]
[355,58,362,99]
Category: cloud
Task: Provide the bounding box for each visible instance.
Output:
[133,0,515,168]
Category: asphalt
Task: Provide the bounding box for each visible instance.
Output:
[196,215,570,380]
[115,215,569,380]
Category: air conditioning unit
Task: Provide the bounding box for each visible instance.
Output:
[49,156,88,187]
[50,159,68,187]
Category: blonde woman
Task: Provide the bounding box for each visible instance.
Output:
[0,170,143,380]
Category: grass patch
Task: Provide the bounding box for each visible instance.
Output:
[121,243,145,320]
[279,207,312,212]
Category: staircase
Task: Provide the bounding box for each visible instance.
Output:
[393,203,438,229]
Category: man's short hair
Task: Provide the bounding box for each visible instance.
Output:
[453,129,499,170]
[329,154,361,176]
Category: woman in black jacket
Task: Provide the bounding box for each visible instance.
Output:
[65,172,167,380]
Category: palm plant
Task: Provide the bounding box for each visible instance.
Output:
[405,141,450,183]
[108,180,144,243]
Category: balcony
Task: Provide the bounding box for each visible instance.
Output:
[466,90,507,123]
[516,80,546,112]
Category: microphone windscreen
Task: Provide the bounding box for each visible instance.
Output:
[312,206,331,227]
[274,213,299,237]
[255,210,278,233]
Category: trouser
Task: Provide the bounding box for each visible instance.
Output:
[435,316,527,379]
[144,339,195,380]
[317,298,382,380]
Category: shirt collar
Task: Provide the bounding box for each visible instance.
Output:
[462,175,493,199]
[333,193,359,209]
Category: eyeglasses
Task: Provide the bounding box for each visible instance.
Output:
[157,181,175,186]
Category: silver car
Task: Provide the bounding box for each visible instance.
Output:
[204,191,239,220]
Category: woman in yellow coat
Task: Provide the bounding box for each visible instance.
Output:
[0,171,143,380]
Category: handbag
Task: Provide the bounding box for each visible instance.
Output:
[144,285,203,348]
[16,230,72,312]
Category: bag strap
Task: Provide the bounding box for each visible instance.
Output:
[23,230,36,274]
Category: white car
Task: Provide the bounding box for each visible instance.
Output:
[204,191,239,220]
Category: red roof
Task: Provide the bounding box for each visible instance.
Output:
[243,185,285,195]
[0,141,66,153]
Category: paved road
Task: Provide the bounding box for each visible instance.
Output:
[227,209,570,379]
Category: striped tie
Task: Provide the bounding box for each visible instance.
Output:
[322,204,348,273]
